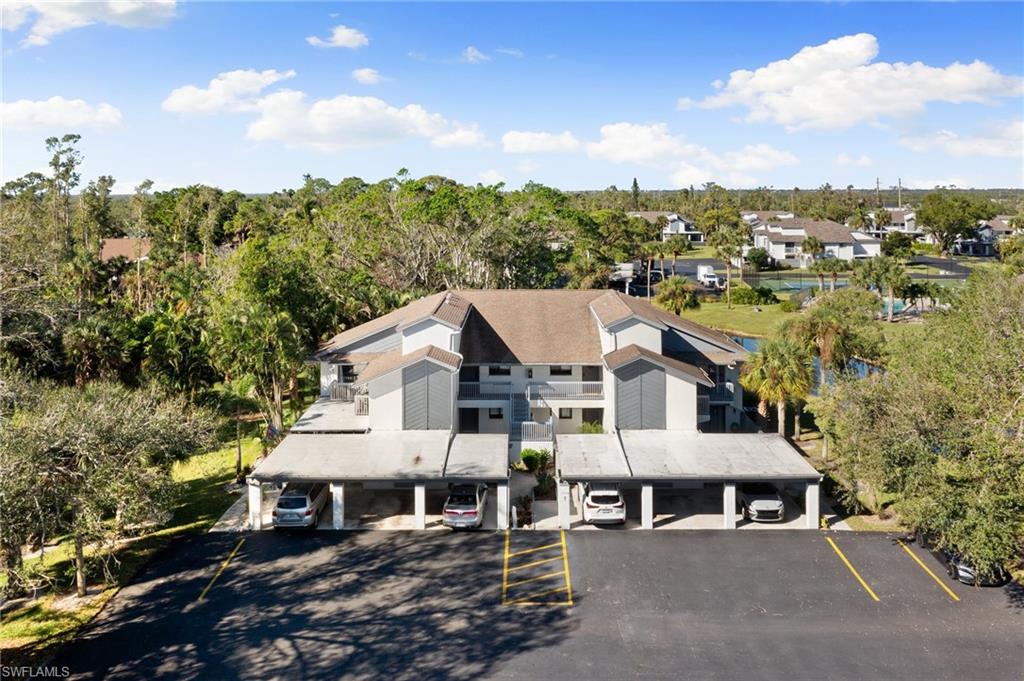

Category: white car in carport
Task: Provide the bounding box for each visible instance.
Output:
[581,483,627,524]
[739,482,785,522]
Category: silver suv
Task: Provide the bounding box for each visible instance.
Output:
[272,482,329,529]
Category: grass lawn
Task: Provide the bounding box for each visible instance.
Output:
[675,245,714,260]
[682,301,798,338]
[0,437,262,654]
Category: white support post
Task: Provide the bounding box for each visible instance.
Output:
[557,481,571,530]
[247,479,263,531]
[805,481,820,529]
[414,483,426,530]
[331,482,345,530]
[641,484,654,530]
[496,482,509,531]
[723,482,737,529]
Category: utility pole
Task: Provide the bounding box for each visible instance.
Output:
[875,177,881,207]
[897,178,902,207]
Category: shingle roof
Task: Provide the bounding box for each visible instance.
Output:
[603,344,714,387]
[627,211,673,223]
[100,237,151,262]
[762,219,857,244]
[355,345,462,384]
[317,292,448,358]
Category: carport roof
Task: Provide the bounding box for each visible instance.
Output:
[619,431,821,481]
[444,433,509,479]
[556,433,632,480]
[251,430,452,482]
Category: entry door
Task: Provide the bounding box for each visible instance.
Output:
[459,408,480,434]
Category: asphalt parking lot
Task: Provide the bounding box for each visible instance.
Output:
[53,530,1023,681]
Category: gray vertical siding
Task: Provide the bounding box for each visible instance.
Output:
[615,360,665,429]
[403,361,453,430]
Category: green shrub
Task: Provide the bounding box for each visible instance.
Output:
[745,247,770,272]
[779,299,800,313]
[519,448,550,473]
[578,421,603,434]
[533,470,555,496]
[730,286,779,305]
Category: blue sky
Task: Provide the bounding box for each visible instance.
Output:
[3,1,1022,192]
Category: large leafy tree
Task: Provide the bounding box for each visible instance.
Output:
[917,191,996,255]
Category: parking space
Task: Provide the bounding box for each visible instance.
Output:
[55,530,1022,680]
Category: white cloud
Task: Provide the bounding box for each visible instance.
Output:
[431,123,488,149]
[517,159,541,174]
[162,69,296,114]
[585,122,798,188]
[678,33,1024,131]
[1,96,122,129]
[906,177,969,190]
[496,48,524,58]
[502,130,580,153]
[899,120,1023,158]
[461,46,490,64]
[351,68,382,85]
[2,0,177,47]
[479,169,505,184]
[306,24,368,49]
[836,152,873,167]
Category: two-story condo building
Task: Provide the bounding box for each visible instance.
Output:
[628,211,705,243]
[864,208,921,240]
[248,290,820,532]
[752,218,881,268]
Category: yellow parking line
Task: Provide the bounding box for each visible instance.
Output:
[507,542,562,558]
[560,530,574,606]
[501,530,510,604]
[506,555,562,572]
[506,570,565,589]
[505,585,568,605]
[897,541,960,602]
[197,538,245,601]
[826,537,880,602]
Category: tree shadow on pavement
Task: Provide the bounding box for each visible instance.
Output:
[53,530,579,680]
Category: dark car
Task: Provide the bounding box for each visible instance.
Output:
[941,551,1011,587]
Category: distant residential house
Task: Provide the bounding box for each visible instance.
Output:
[740,211,794,228]
[864,208,921,240]
[628,211,705,243]
[954,215,1020,257]
[751,219,880,268]
[100,237,152,263]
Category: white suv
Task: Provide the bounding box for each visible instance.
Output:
[581,483,627,524]
[272,482,329,529]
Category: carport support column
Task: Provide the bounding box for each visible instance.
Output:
[723,482,737,529]
[557,481,571,530]
[496,481,509,531]
[331,482,345,530]
[247,478,262,531]
[414,483,426,530]
[641,484,654,530]
[805,480,820,529]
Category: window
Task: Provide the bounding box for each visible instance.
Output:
[488,365,511,376]
[582,365,602,381]
[488,407,504,420]
[559,408,573,419]
[549,365,572,377]
[581,408,603,424]
[337,364,358,384]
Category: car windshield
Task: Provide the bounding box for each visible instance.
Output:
[447,495,476,506]
[744,483,777,495]
[277,496,307,509]
[591,494,620,505]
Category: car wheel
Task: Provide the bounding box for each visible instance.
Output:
[741,505,748,520]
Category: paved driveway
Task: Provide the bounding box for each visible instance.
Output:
[53,531,1022,680]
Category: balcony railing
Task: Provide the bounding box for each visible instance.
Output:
[518,421,553,441]
[458,382,512,400]
[355,394,369,415]
[707,381,735,403]
[697,395,710,419]
[527,381,603,401]
[329,381,370,416]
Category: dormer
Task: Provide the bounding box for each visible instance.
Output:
[588,291,665,355]
[399,292,472,354]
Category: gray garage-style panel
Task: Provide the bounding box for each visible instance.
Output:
[615,359,666,430]
[403,362,452,430]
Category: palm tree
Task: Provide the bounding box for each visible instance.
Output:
[852,256,908,322]
[809,260,827,295]
[560,250,612,289]
[654,275,701,315]
[740,334,813,437]
[663,235,691,276]
[802,235,824,268]
[819,258,848,292]
[707,225,747,309]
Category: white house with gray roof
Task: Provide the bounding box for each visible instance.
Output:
[752,218,881,268]
[248,289,821,532]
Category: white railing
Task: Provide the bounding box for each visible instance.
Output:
[519,421,553,441]
[355,394,369,415]
[708,381,734,402]
[330,381,363,402]
[528,381,603,401]
[458,382,512,400]
[697,395,710,419]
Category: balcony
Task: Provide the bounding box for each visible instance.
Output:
[458,382,512,400]
[329,381,369,415]
[527,381,604,401]
[697,395,710,421]
[517,420,553,442]
[707,381,735,403]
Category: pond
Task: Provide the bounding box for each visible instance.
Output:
[732,336,880,396]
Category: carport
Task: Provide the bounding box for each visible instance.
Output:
[248,431,510,530]
[556,431,821,530]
